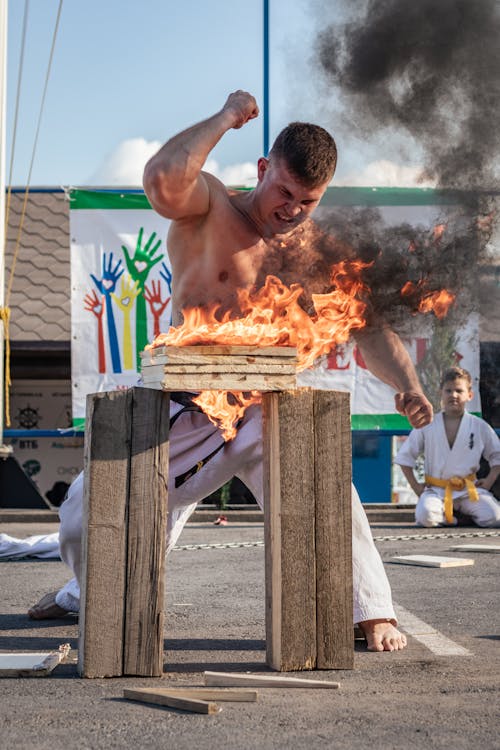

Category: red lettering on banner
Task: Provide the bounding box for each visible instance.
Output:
[353,346,367,369]
[327,345,351,370]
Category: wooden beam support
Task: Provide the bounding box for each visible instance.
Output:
[78,388,170,678]
[263,390,317,671]
[263,389,353,671]
[314,390,353,670]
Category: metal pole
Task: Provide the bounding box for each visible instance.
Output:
[263,0,270,156]
[0,0,10,456]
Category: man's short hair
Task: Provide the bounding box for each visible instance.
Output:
[269,122,337,187]
[440,366,473,388]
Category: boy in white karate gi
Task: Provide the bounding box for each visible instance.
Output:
[395,366,500,527]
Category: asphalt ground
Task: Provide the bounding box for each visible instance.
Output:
[1,519,499,750]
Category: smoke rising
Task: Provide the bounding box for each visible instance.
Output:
[315,0,500,190]
[301,0,500,342]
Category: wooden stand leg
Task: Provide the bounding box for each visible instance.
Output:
[78,388,170,678]
[263,389,353,671]
[314,390,353,670]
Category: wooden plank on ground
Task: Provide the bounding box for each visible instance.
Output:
[78,390,132,678]
[123,388,170,677]
[313,390,353,670]
[391,555,475,567]
[123,688,220,714]
[123,687,258,702]
[263,390,317,671]
[204,671,340,689]
[448,544,500,553]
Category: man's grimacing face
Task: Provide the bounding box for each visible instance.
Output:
[256,156,330,236]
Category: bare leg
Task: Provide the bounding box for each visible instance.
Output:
[358,619,407,651]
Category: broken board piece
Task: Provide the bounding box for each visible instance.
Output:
[123,688,221,714]
[391,555,475,568]
[448,544,500,553]
[0,643,71,677]
[124,687,257,702]
[204,671,340,689]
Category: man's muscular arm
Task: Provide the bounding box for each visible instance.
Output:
[353,325,433,429]
[143,90,259,221]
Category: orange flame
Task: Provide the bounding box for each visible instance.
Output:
[151,261,369,440]
[401,281,456,319]
[192,390,261,442]
[154,261,369,370]
[417,289,456,318]
[433,223,446,241]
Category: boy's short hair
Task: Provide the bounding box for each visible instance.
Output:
[440,366,473,389]
[269,122,337,187]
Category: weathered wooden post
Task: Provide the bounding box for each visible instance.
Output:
[263,389,353,671]
[78,387,170,678]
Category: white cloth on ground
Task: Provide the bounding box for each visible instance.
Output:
[395,411,500,527]
[56,398,396,624]
[0,532,60,560]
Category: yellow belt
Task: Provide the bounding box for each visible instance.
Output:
[425,474,479,523]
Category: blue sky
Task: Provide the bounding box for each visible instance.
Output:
[5,0,428,188]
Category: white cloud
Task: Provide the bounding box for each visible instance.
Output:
[87,139,258,188]
[87,137,162,186]
[335,160,437,188]
[204,158,258,186]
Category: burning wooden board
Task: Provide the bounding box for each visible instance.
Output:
[140,345,297,391]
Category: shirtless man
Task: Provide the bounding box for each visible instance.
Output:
[29,90,433,651]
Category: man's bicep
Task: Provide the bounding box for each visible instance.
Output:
[145,172,211,221]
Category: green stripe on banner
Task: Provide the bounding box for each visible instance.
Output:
[351,414,411,430]
[319,187,475,207]
[69,186,475,210]
[73,412,481,431]
[351,411,482,430]
[69,189,153,210]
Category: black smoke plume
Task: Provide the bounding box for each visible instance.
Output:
[316,0,500,190]
[305,0,500,344]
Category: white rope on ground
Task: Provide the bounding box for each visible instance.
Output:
[171,529,500,552]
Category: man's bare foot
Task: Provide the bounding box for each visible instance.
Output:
[28,591,71,620]
[358,619,407,652]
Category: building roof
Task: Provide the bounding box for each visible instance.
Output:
[5,189,70,342]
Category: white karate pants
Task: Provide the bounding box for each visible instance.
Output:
[56,400,396,624]
[415,487,500,528]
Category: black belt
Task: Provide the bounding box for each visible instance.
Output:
[168,391,227,488]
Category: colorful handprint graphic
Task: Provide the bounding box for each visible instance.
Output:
[90,252,124,373]
[83,289,106,373]
[121,228,164,368]
[144,279,171,339]
[111,275,141,370]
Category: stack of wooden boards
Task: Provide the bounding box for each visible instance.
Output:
[140,345,297,391]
